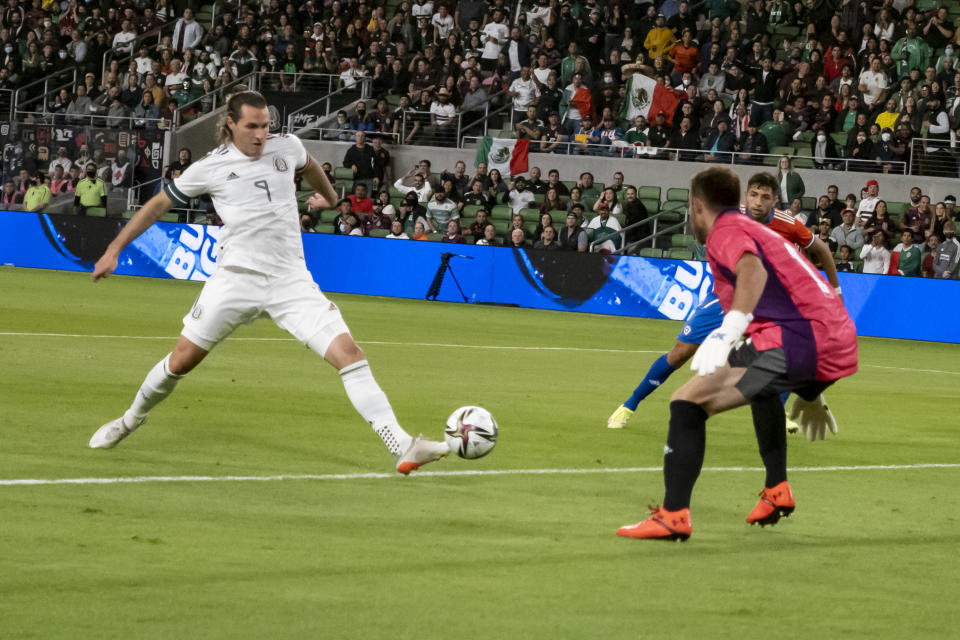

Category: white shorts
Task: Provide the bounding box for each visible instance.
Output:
[181,266,350,357]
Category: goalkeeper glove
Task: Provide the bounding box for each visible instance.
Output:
[788,394,839,442]
[690,310,752,376]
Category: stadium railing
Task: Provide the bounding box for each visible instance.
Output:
[172,70,259,128]
[588,209,690,255]
[907,137,960,178]
[13,110,166,129]
[286,77,373,136]
[12,67,78,118]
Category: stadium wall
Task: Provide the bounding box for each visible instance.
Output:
[305,140,960,206]
[2,211,958,345]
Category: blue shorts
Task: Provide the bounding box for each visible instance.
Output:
[677,293,724,344]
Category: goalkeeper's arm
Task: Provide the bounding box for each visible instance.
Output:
[92,190,174,282]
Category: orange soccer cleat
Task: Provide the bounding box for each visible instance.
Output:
[617,505,692,541]
[746,480,796,526]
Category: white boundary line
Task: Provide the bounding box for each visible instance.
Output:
[1,463,957,487]
[0,331,958,372]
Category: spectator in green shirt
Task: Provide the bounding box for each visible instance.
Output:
[74,163,108,215]
[22,173,51,212]
[892,24,933,79]
[893,230,923,277]
[578,171,602,210]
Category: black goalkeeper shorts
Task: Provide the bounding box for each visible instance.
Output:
[728,341,833,401]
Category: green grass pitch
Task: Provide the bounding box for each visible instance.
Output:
[1,266,958,639]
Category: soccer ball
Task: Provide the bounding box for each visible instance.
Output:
[444,406,498,459]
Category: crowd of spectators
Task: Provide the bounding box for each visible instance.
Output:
[303,130,960,277]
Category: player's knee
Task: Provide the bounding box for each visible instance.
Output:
[666,342,696,368]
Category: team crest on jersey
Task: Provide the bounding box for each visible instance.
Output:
[274,156,289,172]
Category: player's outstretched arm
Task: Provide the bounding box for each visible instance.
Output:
[301,153,339,211]
[92,190,173,282]
[806,236,842,296]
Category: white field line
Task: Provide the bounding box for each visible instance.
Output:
[0,331,958,373]
[1,463,958,487]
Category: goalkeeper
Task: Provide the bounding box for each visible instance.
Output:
[617,168,858,541]
[608,172,843,441]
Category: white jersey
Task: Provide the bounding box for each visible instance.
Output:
[165,134,309,276]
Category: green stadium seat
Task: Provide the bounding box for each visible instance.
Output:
[87,207,107,217]
[800,197,816,210]
[792,157,814,169]
[760,121,788,147]
[668,248,694,260]
[671,234,693,248]
[549,209,568,221]
[320,209,339,223]
[665,188,688,202]
[314,222,335,234]
[368,229,390,238]
[637,186,661,201]
[334,167,354,181]
[427,233,443,242]
[518,207,540,221]
[462,204,483,219]
[532,194,545,203]
[640,198,659,213]
[490,205,513,220]
[639,248,663,258]
[561,180,576,191]
[770,145,794,158]
[660,200,686,213]
[886,201,909,216]
[492,219,512,234]
[523,220,539,235]
[830,131,847,148]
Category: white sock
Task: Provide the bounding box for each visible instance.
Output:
[339,360,412,457]
[123,354,184,427]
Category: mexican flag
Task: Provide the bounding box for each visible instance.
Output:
[620,73,680,125]
[475,137,530,175]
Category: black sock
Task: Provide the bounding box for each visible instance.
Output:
[751,394,788,488]
[662,400,708,511]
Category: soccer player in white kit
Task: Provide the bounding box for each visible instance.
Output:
[88,91,449,474]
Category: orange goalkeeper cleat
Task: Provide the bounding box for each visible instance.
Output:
[746,480,795,526]
[617,505,692,541]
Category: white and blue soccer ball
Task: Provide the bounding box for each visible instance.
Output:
[444,406,498,459]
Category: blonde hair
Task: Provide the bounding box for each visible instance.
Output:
[217,90,268,144]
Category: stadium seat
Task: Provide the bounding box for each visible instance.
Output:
[800,197,816,210]
[492,219,512,235]
[334,167,354,182]
[532,194,545,203]
[490,205,513,220]
[830,132,848,148]
[639,248,663,258]
[671,234,693,248]
[886,201,909,216]
[314,222,335,234]
[320,209,339,223]
[462,204,483,219]
[637,185,661,201]
[159,212,179,222]
[770,145,794,158]
[86,207,107,217]
[668,248,694,260]
[523,220,539,235]
[427,233,443,241]
[561,180,576,191]
[665,188,688,202]
[792,157,814,169]
[640,198,659,213]
[518,207,540,221]
[369,229,390,238]
[549,209,567,221]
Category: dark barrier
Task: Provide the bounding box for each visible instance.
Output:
[0,122,164,184]
[1,211,958,344]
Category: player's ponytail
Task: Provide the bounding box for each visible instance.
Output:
[218,90,269,144]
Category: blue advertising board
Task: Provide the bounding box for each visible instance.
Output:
[1,211,957,344]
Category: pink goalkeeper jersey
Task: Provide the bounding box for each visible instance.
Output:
[707,210,858,382]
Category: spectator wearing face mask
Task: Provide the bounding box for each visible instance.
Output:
[74,162,107,215]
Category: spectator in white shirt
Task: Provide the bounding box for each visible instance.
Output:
[112,21,138,55]
[339,58,366,89]
[163,60,188,89]
[48,147,72,176]
[509,66,540,124]
[481,10,509,61]
[385,220,410,239]
[172,9,204,55]
[858,57,888,107]
[134,46,154,75]
[860,231,891,273]
[431,6,454,40]
[503,176,536,214]
[393,172,433,203]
